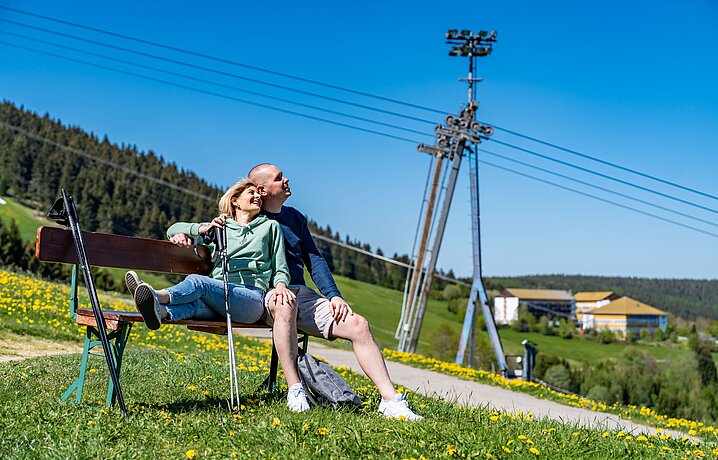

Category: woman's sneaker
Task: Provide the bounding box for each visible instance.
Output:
[125,271,142,297]
[133,283,163,330]
[287,383,310,413]
[378,393,423,421]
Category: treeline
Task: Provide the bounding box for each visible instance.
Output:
[0,100,415,290]
[491,274,718,321]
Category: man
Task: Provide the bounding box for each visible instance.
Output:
[248,163,421,420]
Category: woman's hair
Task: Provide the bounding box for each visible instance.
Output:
[218,178,257,217]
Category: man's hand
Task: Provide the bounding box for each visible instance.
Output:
[268,283,296,305]
[330,296,353,322]
[169,233,192,247]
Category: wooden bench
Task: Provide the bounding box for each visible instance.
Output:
[35,225,300,408]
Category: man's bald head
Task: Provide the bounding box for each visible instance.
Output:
[248,163,275,185]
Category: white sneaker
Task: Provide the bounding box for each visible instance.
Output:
[287,383,310,413]
[378,393,423,421]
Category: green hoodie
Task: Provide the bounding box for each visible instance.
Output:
[166,215,290,292]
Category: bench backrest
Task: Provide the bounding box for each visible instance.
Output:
[35,226,213,275]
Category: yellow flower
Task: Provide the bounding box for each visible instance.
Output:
[185,450,196,459]
[530,447,540,456]
[636,435,648,442]
[229,431,235,437]
[271,417,281,428]
[231,452,238,458]
[518,435,527,440]
[602,432,610,438]
[624,435,633,441]
[502,446,511,453]
[446,446,456,456]
[486,455,494,459]
[688,429,697,435]
[317,427,329,436]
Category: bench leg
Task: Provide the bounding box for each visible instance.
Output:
[60,322,131,408]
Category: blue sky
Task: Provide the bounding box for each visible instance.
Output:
[1,0,716,279]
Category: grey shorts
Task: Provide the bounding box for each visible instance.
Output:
[264,285,335,340]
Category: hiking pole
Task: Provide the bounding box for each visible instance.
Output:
[49,190,128,415]
[211,225,242,413]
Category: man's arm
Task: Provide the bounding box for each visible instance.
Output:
[300,227,341,300]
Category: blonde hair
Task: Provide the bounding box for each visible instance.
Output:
[218,178,257,218]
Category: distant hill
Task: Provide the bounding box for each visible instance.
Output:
[488,275,718,321]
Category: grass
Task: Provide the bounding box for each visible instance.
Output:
[0,195,52,240]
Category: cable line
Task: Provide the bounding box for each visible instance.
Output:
[4,7,714,205]
[0,121,215,202]
[0,30,432,139]
[0,5,449,116]
[0,17,437,126]
[477,158,718,239]
[488,124,718,202]
[491,138,718,216]
[0,41,422,145]
[479,148,717,228]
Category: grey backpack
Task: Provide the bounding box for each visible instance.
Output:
[297,353,362,409]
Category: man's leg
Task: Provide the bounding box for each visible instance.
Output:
[329,314,397,401]
[266,295,301,387]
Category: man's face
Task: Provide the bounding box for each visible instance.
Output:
[258,165,291,199]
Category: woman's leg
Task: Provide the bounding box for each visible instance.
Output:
[162,274,264,323]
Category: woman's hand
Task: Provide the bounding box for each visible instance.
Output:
[270,282,296,305]
[169,233,192,247]
[198,214,229,234]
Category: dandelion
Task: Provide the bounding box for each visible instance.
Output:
[446,446,456,456]
[486,454,494,459]
[529,447,540,456]
[636,435,648,442]
[185,450,196,459]
[602,432,610,438]
[317,427,329,436]
[271,417,281,428]
[502,446,511,454]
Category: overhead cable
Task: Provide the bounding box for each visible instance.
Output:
[479,148,718,228]
[0,17,437,126]
[478,158,718,239]
[0,41,422,145]
[0,5,449,116]
[491,139,718,216]
[3,7,715,204]
[488,124,718,202]
[0,30,432,138]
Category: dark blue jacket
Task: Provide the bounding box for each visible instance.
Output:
[262,206,342,300]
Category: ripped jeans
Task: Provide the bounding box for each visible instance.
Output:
[164,274,265,324]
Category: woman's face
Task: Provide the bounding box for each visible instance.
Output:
[233,186,262,215]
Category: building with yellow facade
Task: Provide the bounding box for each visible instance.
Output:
[575,291,620,330]
[585,296,668,336]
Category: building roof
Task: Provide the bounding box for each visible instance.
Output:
[575,291,615,302]
[502,288,573,302]
[593,297,667,316]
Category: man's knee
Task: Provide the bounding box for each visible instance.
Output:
[267,297,297,322]
[344,313,372,341]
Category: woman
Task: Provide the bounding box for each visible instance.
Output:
[125,178,294,330]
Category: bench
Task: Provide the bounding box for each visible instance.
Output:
[35,225,303,408]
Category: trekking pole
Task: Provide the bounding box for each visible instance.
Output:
[212,225,242,413]
[48,190,128,415]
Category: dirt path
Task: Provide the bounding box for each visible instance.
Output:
[0,332,81,363]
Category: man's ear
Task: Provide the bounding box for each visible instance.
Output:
[257,185,268,196]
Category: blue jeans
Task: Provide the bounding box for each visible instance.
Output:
[164,274,265,323]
